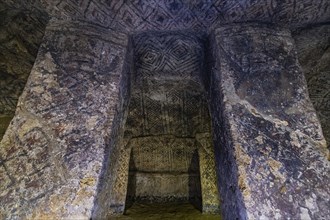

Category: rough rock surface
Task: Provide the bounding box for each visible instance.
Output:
[0,20,128,219]
[293,25,330,150]
[209,23,329,219]
[0,6,48,140]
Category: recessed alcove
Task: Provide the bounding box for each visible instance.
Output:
[118,31,221,217]
[125,136,202,209]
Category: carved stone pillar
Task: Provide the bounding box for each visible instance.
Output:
[0,8,48,141]
[0,20,129,219]
[209,23,330,219]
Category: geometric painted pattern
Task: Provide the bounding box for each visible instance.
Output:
[124,134,221,214]
[125,32,211,138]
[129,136,198,173]
[196,133,221,214]
[126,136,201,203]
[122,32,220,214]
[4,0,329,32]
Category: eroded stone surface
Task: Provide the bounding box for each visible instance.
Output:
[91,36,133,219]
[0,20,128,219]
[0,7,48,140]
[209,23,329,219]
[293,25,330,150]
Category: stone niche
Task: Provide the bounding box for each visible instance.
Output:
[126,136,202,205]
[92,31,221,218]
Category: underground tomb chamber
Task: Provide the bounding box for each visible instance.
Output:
[1,2,329,219]
[92,32,221,218]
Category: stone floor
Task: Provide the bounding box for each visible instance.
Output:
[114,203,222,220]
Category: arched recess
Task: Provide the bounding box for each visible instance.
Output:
[0,4,48,140]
